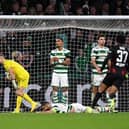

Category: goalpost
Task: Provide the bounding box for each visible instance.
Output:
[0,16,129,112]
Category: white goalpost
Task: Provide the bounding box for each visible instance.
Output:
[0,16,129,112]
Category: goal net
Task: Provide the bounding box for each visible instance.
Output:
[0,16,129,112]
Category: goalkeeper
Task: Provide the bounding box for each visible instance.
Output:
[0,54,38,113]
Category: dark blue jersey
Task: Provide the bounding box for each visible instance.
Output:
[102,45,129,75]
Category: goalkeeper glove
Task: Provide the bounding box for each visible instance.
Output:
[5,72,10,80]
[12,80,18,89]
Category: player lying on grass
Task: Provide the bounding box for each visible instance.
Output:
[41,102,111,114]
[0,54,39,113]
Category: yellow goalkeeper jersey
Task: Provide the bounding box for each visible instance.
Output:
[3,59,29,80]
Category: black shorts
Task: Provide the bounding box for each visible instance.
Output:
[103,72,125,89]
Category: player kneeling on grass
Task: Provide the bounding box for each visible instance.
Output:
[0,54,39,113]
[41,102,99,114]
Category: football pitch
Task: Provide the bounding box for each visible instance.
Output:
[0,112,129,129]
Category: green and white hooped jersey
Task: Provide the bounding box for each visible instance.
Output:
[51,103,86,113]
[50,48,71,73]
[51,103,69,113]
[91,45,109,74]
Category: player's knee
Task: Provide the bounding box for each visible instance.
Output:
[52,86,58,92]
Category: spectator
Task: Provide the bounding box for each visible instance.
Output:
[15,36,34,73]
[123,0,129,15]
[89,6,96,15]
[20,0,28,6]
[63,3,72,15]
[84,30,96,62]
[106,37,113,48]
[75,49,89,83]
[101,3,110,15]
[125,35,129,50]
[0,31,7,57]
[115,7,122,15]
[82,0,89,14]
[35,3,44,15]
[84,31,96,83]
[45,4,56,15]
[6,31,19,57]
[0,0,128,15]
[19,5,27,15]
[28,6,36,15]
[76,7,84,15]
[11,1,20,15]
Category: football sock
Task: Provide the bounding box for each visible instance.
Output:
[61,91,68,104]
[92,92,102,108]
[52,91,59,103]
[15,96,23,111]
[23,93,35,104]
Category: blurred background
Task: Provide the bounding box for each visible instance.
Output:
[0,0,129,15]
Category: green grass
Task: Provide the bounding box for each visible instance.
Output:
[0,112,129,129]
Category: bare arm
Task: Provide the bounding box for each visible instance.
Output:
[62,58,70,66]
[50,57,70,66]
[8,68,15,80]
[50,57,59,65]
[91,57,101,73]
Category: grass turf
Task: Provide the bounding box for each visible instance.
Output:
[0,112,129,129]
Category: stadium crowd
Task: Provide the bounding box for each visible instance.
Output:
[0,0,129,15]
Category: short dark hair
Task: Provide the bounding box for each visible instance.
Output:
[41,101,50,111]
[56,37,64,42]
[98,34,105,40]
[42,101,49,106]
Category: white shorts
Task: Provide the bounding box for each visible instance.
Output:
[92,74,106,86]
[51,72,69,87]
[71,103,86,113]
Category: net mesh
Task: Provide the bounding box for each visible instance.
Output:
[0,17,129,112]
